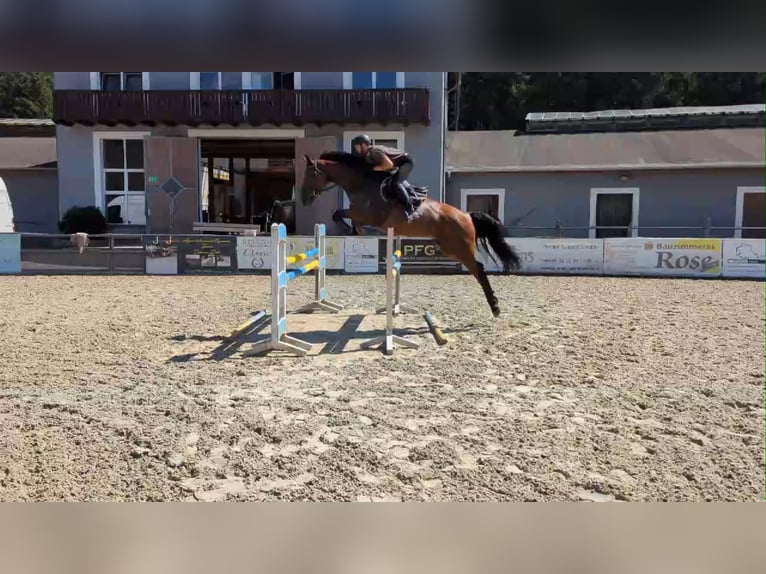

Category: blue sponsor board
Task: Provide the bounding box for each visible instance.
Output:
[0,233,21,274]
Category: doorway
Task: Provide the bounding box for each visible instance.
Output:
[200,138,296,232]
[589,188,640,238]
[460,189,505,223]
[736,187,765,238]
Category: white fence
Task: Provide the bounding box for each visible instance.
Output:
[467,237,763,280]
[236,235,766,279]
[2,233,764,279]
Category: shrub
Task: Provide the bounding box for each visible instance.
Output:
[58,206,108,235]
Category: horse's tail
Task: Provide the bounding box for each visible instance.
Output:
[469,211,520,273]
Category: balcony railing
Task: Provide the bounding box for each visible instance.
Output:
[54,89,431,127]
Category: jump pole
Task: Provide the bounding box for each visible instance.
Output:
[362,227,419,355]
[375,234,417,316]
[424,311,448,346]
[244,223,342,357]
[226,310,268,342]
[295,222,343,314]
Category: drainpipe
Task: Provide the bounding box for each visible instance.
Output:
[439,72,449,204]
[442,73,462,204]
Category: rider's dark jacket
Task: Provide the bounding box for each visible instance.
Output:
[362,145,407,170]
[360,145,415,213]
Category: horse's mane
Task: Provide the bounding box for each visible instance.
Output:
[319,150,368,170]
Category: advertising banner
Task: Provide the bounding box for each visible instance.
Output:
[144,235,179,275]
[176,236,238,274]
[237,236,274,271]
[383,237,461,272]
[344,237,379,273]
[471,238,603,275]
[604,238,722,277]
[287,236,345,270]
[722,239,765,279]
[0,233,21,274]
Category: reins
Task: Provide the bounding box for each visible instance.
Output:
[308,161,340,198]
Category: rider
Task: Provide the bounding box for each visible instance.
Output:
[350,134,416,219]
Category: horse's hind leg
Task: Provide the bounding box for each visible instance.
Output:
[332,209,360,235]
[468,258,501,318]
[440,238,501,318]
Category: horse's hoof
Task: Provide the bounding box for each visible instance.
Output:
[492,307,501,318]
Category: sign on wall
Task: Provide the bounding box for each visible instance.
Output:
[604,238,722,277]
[177,236,238,274]
[344,237,379,273]
[472,238,603,274]
[514,238,604,275]
[385,238,461,272]
[203,234,764,280]
[144,235,179,275]
[0,233,21,274]
[237,236,274,271]
[722,239,765,279]
[288,236,345,270]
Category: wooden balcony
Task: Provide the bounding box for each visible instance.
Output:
[54,89,431,127]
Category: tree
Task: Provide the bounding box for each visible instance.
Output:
[0,72,53,118]
[454,73,764,131]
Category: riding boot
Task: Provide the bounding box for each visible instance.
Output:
[397,183,415,220]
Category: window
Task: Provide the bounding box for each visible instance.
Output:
[273,73,294,90]
[200,72,221,90]
[98,136,146,225]
[460,189,505,224]
[190,72,223,90]
[589,188,640,238]
[375,72,398,89]
[343,72,405,89]
[735,187,765,238]
[370,139,400,149]
[343,131,405,153]
[191,72,248,90]
[99,72,145,91]
[243,73,301,90]
[350,72,373,89]
[247,72,272,89]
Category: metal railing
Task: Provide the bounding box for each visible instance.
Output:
[54,88,432,127]
[502,222,766,238]
[10,225,764,275]
[19,233,147,273]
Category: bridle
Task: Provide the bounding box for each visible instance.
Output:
[307,160,339,198]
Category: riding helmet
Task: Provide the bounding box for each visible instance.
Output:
[351,134,372,147]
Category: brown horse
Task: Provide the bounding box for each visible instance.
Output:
[300,151,521,317]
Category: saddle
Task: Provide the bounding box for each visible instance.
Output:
[402,181,429,210]
[403,181,430,200]
[381,175,429,211]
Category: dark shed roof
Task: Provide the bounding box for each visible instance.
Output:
[446,128,764,173]
[525,104,765,133]
[0,137,57,169]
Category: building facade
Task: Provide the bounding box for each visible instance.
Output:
[446,106,765,239]
[0,119,59,234]
[53,72,447,235]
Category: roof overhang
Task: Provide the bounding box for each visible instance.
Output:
[446,161,766,174]
[0,166,57,172]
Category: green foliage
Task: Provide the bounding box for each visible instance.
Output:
[455,73,765,131]
[58,206,108,235]
[0,72,53,118]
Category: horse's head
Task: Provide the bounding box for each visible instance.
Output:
[300,155,334,206]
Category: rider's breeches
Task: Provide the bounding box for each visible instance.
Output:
[395,158,413,182]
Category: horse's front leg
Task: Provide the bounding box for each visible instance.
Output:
[332,209,361,235]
